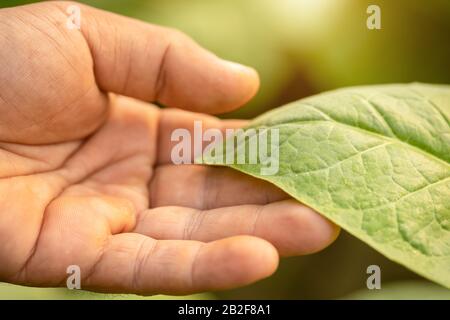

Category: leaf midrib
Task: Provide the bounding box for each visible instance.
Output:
[250,119,450,169]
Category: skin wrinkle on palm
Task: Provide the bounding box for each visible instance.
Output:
[204,83,450,288]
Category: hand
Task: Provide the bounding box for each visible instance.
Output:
[0,1,339,295]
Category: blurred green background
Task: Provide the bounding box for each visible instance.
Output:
[0,0,449,300]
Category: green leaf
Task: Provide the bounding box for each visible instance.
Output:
[0,282,215,300]
[204,83,450,288]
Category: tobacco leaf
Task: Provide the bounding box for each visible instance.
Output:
[204,83,450,288]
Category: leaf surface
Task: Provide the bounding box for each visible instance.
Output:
[205,83,450,288]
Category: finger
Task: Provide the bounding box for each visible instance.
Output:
[83,233,278,294]
[157,108,247,164]
[150,164,287,209]
[134,200,340,257]
[74,3,259,113]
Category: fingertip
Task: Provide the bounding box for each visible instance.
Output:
[297,206,341,254]
[259,200,341,256]
[231,235,279,280]
[194,235,278,291]
[289,203,340,255]
[213,60,260,114]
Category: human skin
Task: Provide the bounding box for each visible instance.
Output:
[0,1,340,295]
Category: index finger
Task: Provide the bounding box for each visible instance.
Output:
[74,2,260,114]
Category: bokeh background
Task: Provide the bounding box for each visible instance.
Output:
[0,0,449,299]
